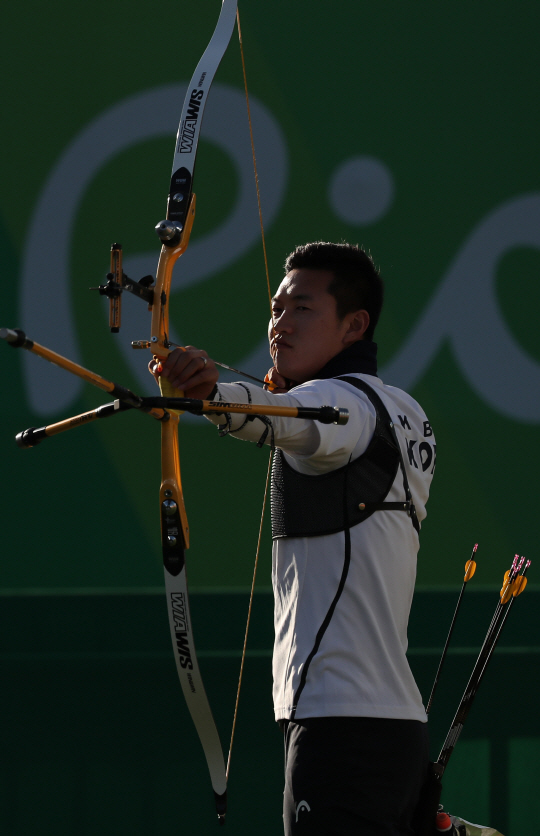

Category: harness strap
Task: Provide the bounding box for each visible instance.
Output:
[337,377,420,535]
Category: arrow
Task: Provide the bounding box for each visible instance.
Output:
[426,543,478,714]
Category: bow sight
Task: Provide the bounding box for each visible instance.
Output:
[91,242,155,334]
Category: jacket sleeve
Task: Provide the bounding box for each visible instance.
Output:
[205,379,377,475]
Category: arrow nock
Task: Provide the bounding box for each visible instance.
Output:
[500,555,530,602]
[513,558,531,597]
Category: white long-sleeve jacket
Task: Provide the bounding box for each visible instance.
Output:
[207,373,435,722]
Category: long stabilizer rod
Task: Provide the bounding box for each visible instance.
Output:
[14,396,348,448]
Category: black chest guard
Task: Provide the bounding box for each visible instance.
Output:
[270,377,419,539]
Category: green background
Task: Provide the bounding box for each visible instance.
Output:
[1,2,539,834]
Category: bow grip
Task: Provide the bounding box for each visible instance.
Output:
[156,356,185,416]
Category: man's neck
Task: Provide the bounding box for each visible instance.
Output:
[313,340,378,380]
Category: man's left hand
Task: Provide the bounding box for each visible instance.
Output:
[148,346,218,400]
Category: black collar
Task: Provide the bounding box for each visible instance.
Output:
[313,340,378,380]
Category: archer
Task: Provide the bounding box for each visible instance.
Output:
[153,240,436,836]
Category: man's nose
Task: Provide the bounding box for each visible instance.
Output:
[274,311,293,332]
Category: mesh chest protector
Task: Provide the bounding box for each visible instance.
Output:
[270,377,419,539]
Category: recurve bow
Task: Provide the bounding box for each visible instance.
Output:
[0,0,349,823]
[135,1,240,822]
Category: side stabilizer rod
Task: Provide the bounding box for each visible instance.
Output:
[15,400,133,448]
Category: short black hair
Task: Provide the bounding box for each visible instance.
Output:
[284,242,384,341]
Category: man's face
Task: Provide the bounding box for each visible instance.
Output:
[269,268,367,384]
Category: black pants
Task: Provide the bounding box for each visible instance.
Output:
[282,717,429,836]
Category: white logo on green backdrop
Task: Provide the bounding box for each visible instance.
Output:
[20,86,540,423]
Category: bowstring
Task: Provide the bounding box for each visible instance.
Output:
[226,6,275,782]
[236,6,274,319]
[226,454,272,781]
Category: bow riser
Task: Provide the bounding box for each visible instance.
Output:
[153,197,195,558]
[151,193,197,363]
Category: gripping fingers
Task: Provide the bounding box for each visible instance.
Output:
[160,348,218,399]
[166,352,209,389]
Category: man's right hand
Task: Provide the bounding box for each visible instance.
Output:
[264,367,297,394]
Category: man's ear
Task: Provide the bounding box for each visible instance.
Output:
[343,309,370,344]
